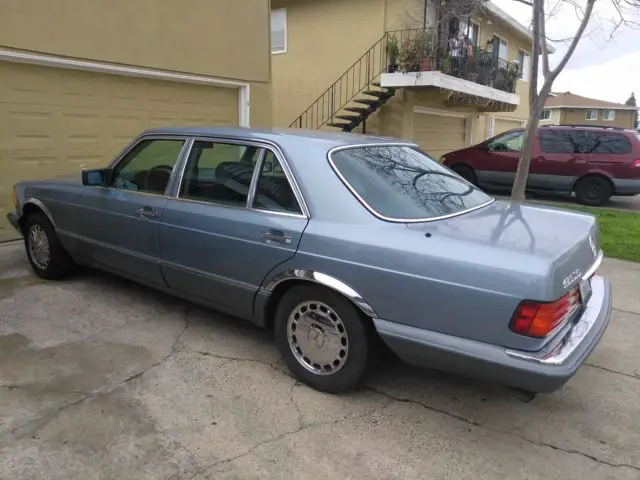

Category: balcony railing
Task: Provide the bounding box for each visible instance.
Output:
[385,28,522,94]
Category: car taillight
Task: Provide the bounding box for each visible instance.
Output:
[631,160,640,168]
[510,287,580,338]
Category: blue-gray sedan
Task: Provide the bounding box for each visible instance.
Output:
[6,127,612,397]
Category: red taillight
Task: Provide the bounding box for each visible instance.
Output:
[510,288,580,338]
[631,160,640,168]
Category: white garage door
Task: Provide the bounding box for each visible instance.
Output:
[0,61,240,242]
[412,111,468,161]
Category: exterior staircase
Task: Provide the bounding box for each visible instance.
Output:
[289,34,395,133]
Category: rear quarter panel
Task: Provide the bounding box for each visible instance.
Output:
[268,218,556,353]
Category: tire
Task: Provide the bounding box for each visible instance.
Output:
[274,284,378,393]
[23,211,74,279]
[451,164,477,185]
[575,176,613,206]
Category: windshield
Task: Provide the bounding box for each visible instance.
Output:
[330,145,493,221]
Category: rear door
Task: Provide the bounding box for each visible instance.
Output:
[475,130,524,189]
[529,128,588,192]
[158,139,309,319]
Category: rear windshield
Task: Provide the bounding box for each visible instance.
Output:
[330,145,493,221]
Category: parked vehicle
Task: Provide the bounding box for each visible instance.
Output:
[6,127,612,398]
[441,124,640,206]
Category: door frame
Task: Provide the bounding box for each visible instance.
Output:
[486,115,527,140]
[0,48,250,127]
[412,106,474,147]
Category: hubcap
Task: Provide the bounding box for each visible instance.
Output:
[287,300,349,375]
[28,225,51,270]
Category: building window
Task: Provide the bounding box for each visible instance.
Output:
[539,109,551,120]
[459,20,479,46]
[518,50,531,81]
[492,35,508,61]
[270,9,287,54]
[585,109,598,120]
[602,110,615,121]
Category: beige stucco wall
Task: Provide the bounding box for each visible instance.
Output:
[0,0,273,128]
[0,0,270,83]
[271,0,533,138]
[559,108,637,129]
[271,0,386,127]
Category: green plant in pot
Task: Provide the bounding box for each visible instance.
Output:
[386,36,399,73]
[398,38,420,73]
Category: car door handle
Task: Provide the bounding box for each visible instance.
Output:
[137,206,158,218]
[261,230,292,244]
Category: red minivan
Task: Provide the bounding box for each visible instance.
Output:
[440,124,640,206]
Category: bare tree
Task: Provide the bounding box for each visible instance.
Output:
[510,0,639,201]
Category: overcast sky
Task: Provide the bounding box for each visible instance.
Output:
[492,0,640,104]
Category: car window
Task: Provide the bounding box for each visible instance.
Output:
[586,132,633,154]
[179,140,263,207]
[487,131,524,153]
[331,145,493,220]
[539,129,586,154]
[110,139,185,194]
[251,151,302,214]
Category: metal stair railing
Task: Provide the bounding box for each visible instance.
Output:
[289,33,390,130]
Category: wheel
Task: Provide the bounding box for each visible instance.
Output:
[274,284,378,393]
[23,212,74,279]
[451,164,477,185]
[574,176,613,206]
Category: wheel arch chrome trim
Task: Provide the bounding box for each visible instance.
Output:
[22,197,57,228]
[263,269,378,318]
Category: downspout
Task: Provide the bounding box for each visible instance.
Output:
[424,0,428,27]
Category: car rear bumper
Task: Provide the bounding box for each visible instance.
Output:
[374,274,612,393]
[612,178,640,196]
[6,213,22,234]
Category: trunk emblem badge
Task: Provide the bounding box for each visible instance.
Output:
[563,269,582,289]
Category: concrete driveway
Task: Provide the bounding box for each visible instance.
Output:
[1,242,640,480]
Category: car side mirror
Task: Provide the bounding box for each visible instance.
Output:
[81,168,111,186]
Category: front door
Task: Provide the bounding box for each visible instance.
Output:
[73,137,188,285]
[159,140,309,319]
[477,130,524,190]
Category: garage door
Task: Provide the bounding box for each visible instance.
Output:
[0,62,239,242]
[412,112,467,161]
[493,118,523,136]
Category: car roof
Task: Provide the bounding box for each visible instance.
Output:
[141,126,415,149]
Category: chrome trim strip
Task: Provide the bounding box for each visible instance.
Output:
[263,269,378,318]
[505,275,607,365]
[246,148,267,207]
[583,249,604,281]
[23,198,57,228]
[327,143,496,224]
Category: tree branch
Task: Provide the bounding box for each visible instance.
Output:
[528,0,541,106]
[538,0,550,76]
[548,0,596,82]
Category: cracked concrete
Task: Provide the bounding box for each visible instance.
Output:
[1,242,640,479]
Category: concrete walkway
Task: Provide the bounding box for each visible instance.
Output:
[1,242,639,479]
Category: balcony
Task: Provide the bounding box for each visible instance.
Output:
[380,28,522,107]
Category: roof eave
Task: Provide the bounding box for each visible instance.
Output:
[544,105,640,111]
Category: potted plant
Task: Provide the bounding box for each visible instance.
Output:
[416,29,436,71]
[441,55,452,74]
[398,37,420,73]
[386,36,399,73]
